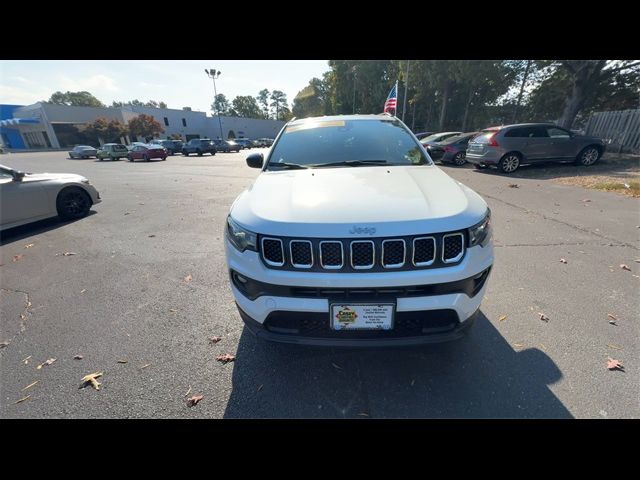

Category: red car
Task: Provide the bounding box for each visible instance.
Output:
[127,144,167,162]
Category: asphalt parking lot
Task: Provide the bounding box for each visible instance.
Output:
[1,150,638,418]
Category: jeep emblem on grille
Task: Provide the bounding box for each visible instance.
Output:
[349,226,376,235]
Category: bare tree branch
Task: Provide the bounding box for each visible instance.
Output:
[603,60,640,74]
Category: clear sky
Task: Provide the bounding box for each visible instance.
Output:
[0,60,330,114]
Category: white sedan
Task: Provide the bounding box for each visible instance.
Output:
[0,164,101,232]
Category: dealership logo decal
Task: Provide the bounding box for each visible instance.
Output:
[349,226,376,235]
[335,306,357,324]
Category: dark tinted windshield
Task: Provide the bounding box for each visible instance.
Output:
[267,118,431,169]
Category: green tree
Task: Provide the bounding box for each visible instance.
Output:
[231,96,263,118]
[128,114,164,141]
[48,91,105,108]
[292,81,325,118]
[212,94,230,116]
[81,117,128,143]
[270,90,288,120]
[257,89,271,118]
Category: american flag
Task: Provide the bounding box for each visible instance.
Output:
[383,82,398,114]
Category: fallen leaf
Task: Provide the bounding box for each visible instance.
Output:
[0,340,10,348]
[73,355,83,360]
[560,258,567,264]
[183,274,192,283]
[24,243,34,249]
[80,289,86,293]
[582,199,591,203]
[208,336,222,344]
[169,308,177,313]
[140,363,151,369]
[117,359,128,364]
[514,343,525,348]
[20,313,26,320]
[22,381,38,391]
[63,252,76,256]
[498,314,508,322]
[358,412,370,417]
[186,394,204,407]
[257,384,264,392]
[22,355,32,364]
[15,395,31,404]
[80,372,103,390]
[216,354,236,364]
[331,362,343,370]
[13,254,25,262]
[620,264,631,271]
[606,359,624,371]
[607,344,623,350]
[538,312,549,322]
[607,313,618,321]
[36,358,56,369]
[508,183,519,188]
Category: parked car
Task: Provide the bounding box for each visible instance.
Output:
[150,139,183,155]
[426,132,479,166]
[213,140,241,152]
[127,144,167,162]
[127,142,147,151]
[465,123,606,173]
[97,143,129,161]
[234,139,253,149]
[0,163,101,231]
[69,145,98,159]
[182,138,217,156]
[420,132,463,148]
[255,138,274,147]
[414,132,435,140]
[225,114,493,347]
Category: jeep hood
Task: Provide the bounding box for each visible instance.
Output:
[230,165,488,237]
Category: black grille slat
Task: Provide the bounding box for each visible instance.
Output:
[290,241,312,267]
[351,241,374,268]
[320,242,343,268]
[262,238,284,265]
[382,240,405,267]
[443,234,464,262]
[413,237,435,265]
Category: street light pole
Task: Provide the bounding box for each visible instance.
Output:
[205,68,224,140]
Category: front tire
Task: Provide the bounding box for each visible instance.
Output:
[453,152,467,166]
[56,187,91,221]
[128,155,134,162]
[183,150,189,156]
[197,149,203,156]
[576,146,601,166]
[498,153,521,174]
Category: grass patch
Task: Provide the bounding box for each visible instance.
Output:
[591,181,640,196]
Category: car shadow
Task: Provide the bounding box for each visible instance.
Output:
[222,312,572,418]
[468,154,638,180]
[0,211,96,246]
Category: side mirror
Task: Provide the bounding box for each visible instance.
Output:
[246,152,264,169]
[12,171,25,181]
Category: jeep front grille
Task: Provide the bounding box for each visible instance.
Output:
[258,232,467,272]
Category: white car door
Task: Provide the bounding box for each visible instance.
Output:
[0,173,50,227]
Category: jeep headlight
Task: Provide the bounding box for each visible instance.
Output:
[468,209,491,247]
[226,215,257,252]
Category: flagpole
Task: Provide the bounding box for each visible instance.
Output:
[402,60,410,122]
[395,80,399,117]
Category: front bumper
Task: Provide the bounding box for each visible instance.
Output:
[225,238,493,346]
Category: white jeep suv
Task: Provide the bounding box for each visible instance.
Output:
[224,114,493,346]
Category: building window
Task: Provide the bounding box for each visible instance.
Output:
[182,118,187,127]
[164,117,169,126]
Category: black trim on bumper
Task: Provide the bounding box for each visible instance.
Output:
[237,305,477,347]
[230,267,492,302]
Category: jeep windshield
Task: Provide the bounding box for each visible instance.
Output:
[266,118,432,170]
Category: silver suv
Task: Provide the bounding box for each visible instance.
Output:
[466,123,605,173]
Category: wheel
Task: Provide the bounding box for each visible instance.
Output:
[56,187,91,220]
[498,153,521,173]
[144,154,150,162]
[576,146,601,166]
[183,150,189,156]
[197,149,203,156]
[211,150,216,156]
[98,156,103,161]
[128,155,134,162]
[453,152,467,166]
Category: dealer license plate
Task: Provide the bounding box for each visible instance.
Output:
[330,304,394,331]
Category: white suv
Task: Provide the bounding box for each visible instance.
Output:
[224,114,493,347]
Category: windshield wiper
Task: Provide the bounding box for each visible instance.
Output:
[309,160,389,168]
[267,162,309,170]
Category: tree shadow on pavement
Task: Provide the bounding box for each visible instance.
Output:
[0,211,96,246]
[223,312,572,418]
